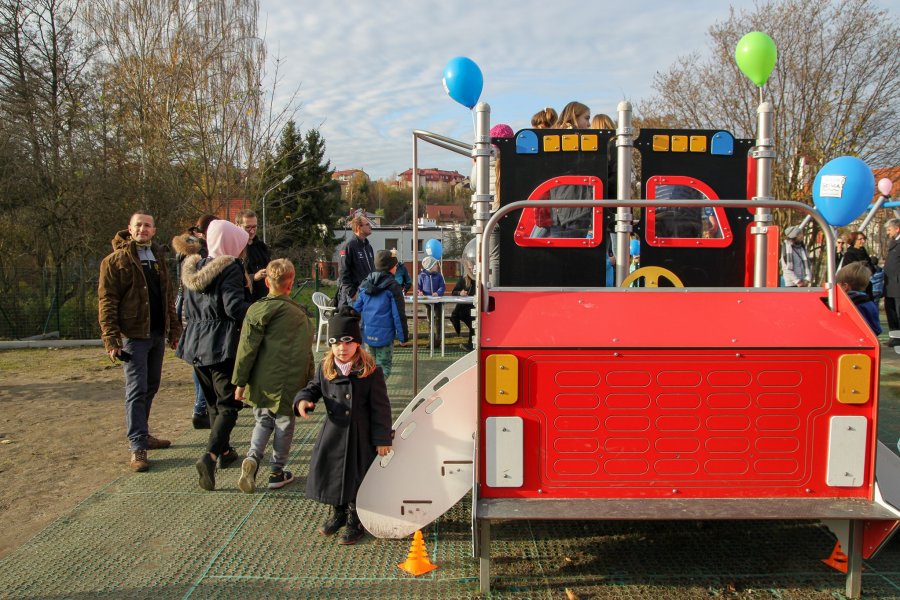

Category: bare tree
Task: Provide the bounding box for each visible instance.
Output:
[640,0,899,205]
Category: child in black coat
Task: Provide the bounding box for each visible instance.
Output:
[293,308,392,545]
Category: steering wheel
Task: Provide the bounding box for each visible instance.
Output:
[620,266,684,288]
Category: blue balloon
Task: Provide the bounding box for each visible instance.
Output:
[630,239,641,256]
[812,156,875,227]
[442,56,483,109]
[425,239,443,260]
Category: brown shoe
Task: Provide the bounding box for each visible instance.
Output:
[146,435,171,450]
[130,450,150,472]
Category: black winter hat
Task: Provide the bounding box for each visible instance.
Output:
[328,307,362,344]
[374,249,398,272]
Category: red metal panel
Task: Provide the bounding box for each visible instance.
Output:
[479,349,878,500]
[480,287,878,350]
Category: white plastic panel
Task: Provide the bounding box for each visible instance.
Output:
[826,415,868,487]
[486,416,524,487]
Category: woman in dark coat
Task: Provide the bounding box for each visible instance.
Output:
[842,231,878,299]
[177,219,251,491]
[842,231,878,272]
[294,308,392,545]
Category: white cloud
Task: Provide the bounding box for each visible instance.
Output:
[256,0,759,179]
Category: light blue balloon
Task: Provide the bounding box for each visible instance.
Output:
[812,156,875,227]
[425,239,443,260]
[630,239,640,256]
[442,56,483,109]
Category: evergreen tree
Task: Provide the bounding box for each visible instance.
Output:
[260,122,343,264]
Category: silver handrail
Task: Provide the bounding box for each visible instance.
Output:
[478,198,836,311]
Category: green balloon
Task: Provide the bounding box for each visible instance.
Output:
[735,31,777,87]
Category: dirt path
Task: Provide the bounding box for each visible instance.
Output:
[0,347,195,559]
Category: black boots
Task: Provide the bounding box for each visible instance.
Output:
[318,504,348,536]
[192,412,210,429]
[338,504,365,545]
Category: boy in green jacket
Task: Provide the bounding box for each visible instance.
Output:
[233,259,315,493]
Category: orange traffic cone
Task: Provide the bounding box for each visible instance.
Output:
[398,530,438,576]
[821,541,849,573]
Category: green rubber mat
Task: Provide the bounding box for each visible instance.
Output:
[3,346,900,599]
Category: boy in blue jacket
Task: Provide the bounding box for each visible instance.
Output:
[353,250,409,378]
[837,262,882,335]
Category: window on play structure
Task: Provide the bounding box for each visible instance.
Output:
[513,175,604,248]
[645,175,732,248]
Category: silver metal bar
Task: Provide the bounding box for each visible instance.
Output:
[479,518,491,594]
[477,497,899,521]
[412,129,473,154]
[411,135,420,392]
[615,101,634,286]
[408,129,475,391]
[478,198,837,310]
[752,102,775,287]
[859,196,886,231]
[846,519,863,599]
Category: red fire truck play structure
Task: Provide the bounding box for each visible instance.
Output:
[465,100,900,598]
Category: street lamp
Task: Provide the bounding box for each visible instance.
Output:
[261,174,293,243]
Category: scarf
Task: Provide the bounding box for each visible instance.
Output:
[335,357,354,377]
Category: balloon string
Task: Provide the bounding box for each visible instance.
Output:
[471,108,476,135]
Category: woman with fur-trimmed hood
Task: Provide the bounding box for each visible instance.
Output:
[176,220,252,491]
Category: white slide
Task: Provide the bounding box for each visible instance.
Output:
[357,351,477,538]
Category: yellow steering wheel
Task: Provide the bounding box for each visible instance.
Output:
[620,266,684,288]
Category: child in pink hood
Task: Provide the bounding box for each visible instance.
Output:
[177,219,252,490]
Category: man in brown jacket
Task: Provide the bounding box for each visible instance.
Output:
[99,212,182,472]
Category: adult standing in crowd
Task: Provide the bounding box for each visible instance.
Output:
[781,226,811,287]
[337,214,374,309]
[99,211,181,472]
[883,219,900,347]
[835,234,847,268]
[177,220,252,491]
[237,209,270,302]
[841,231,878,273]
[842,231,878,299]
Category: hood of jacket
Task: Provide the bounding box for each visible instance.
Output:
[111,230,133,252]
[207,219,249,258]
[172,233,202,256]
[181,254,238,293]
[360,271,396,294]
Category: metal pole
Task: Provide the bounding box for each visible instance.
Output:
[261,174,293,244]
[412,137,420,393]
[752,102,775,287]
[615,101,634,286]
[859,196,887,231]
[472,102,492,296]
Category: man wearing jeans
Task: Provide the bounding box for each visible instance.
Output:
[99,212,181,472]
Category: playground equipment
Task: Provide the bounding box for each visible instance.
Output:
[357,42,900,599]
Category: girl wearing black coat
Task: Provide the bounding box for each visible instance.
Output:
[294,309,392,545]
[177,220,251,491]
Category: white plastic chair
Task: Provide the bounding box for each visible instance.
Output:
[311,291,335,351]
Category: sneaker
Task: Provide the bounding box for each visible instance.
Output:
[196,453,216,491]
[218,447,239,469]
[146,435,171,450]
[238,457,258,494]
[268,470,295,489]
[192,412,211,429]
[129,449,150,472]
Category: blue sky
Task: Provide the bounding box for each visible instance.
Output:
[257,0,897,181]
